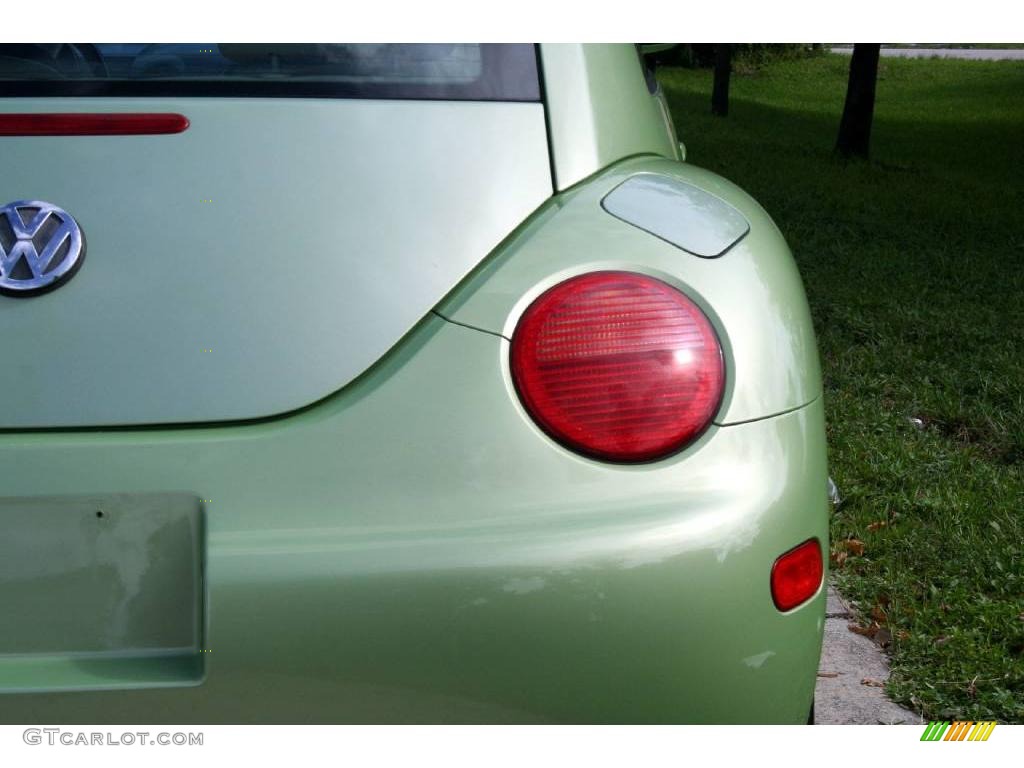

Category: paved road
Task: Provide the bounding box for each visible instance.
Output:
[815,585,921,724]
[831,47,1024,60]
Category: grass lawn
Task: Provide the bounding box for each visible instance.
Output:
[659,54,1024,722]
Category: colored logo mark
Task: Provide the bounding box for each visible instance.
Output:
[920,721,996,741]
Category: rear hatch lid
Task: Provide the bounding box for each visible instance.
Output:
[0,44,551,428]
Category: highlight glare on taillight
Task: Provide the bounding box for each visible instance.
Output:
[510,271,725,462]
[770,539,824,612]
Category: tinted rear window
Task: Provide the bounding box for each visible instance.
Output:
[0,44,540,101]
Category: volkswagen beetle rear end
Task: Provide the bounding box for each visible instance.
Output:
[0,43,826,723]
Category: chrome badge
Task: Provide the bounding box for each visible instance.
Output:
[0,200,85,296]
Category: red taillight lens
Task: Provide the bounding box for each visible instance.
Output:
[770,539,824,612]
[510,271,725,462]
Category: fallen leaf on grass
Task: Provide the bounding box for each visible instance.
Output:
[830,550,848,568]
[848,621,881,638]
[843,538,866,556]
[866,520,888,532]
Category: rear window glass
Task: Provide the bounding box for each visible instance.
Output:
[0,44,540,102]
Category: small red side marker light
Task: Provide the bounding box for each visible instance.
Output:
[771,539,823,612]
[0,113,189,136]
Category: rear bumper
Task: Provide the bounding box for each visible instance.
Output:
[0,315,827,723]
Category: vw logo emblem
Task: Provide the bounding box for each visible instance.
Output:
[0,200,85,296]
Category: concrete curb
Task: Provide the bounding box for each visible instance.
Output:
[829,47,1024,61]
[815,585,922,724]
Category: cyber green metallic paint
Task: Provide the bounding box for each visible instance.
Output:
[0,97,551,428]
[436,156,822,426]
[539,44,681,190]
[0,312,826,722]
[0,44,827,723]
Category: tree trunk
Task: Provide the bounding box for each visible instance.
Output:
[711,44,732,117]
[835,44,881,159]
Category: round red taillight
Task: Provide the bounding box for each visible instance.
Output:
[510,271,725,462]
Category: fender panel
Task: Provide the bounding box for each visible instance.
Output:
[436,156,822,425]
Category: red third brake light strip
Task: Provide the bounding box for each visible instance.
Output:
[0,113,190,136]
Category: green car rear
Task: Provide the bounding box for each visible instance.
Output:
[0,43,827,723]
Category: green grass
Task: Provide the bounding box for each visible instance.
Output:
[658,54,1024,722]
